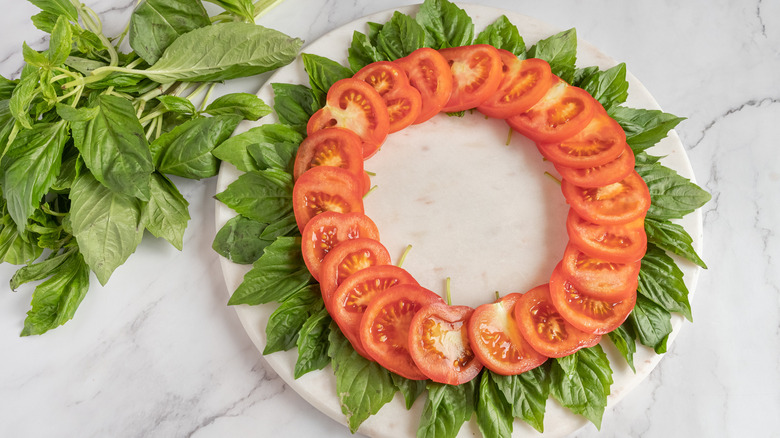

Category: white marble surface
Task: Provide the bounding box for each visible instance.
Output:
[0,1,777,437]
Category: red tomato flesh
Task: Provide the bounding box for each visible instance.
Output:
[395,48,454,124]
[536,109,626,169]
[319,238,392,311]
[439,44,503,112]
[477,53,553,119]
[300,212,379,282]
[560,242,640,301]
[566,209,647,264]
[293,127,368,194]
[353,61,422,133]
[554,143,635,188]
[561,170,651,225]
[292,166,364,232]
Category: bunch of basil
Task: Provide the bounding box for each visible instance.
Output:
[0,0,302,336]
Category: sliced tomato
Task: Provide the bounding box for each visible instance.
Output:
[307,78,389,159]
[408,303,483,385]
[555,143,635,188]
[561,170,651,225]
[438,44,503,112]
[293,128,368,194]
[395,48,453,124]
[319,238,392,311]
[513,283,601,358]
[549,263,636,335]
[507,78,597,143]
[360,283,444,380]
[560,242,640,301]
[567,209,647,264]
[353,61,422,133]
[468,293,548,375]
[536,109,626,168]
[300,212,379,281]
[477,53,553,119]
[292,166,364,231]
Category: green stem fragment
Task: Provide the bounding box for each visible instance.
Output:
[445,277,452,305]
[505,127,513,146]
[362,185,378,199]
[544,171,562,185]
[396,244,413,268]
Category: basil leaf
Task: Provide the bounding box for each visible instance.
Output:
[21,250,90,336]
[23,43,51,69]
[55,103,99,122]
[348,30,384,72]
[10,247,77,289]
[155,95,197,115]
[28,0,79,24]
[638,244,693,321]
[579,63,629,111]
[0,213,44,265]
[271,83,320,135]
[550,345,613,428]
[571,66,599,87]
[608,324,636,372]
[9,65,40,130]
[645,217,706,268]
[634,151,662,166]
[527,28,577,83]
[264,284,322,354]
[212,215,275,264]
[492,365,551,433]
[2,120,69,232]
[129,0,211,65]
[260,215,299,240]
[636,162,711,221]
[376,11,427,60]
[31,11,58,34]
[215,168,293,223]
[71,94,154,201]
[203,0,255,22]
[476,371,513,438]
[0,76,17,100]
[608,106,685,153]
[628,294,673,354]
[47,15,73,67]
[418,380,477,438]
[227,236,312,305]
[301,53,352,103]
[474,15,525,56]
[328,322,396,433]
[415,0,474,49]
[391,374,426,410]
[204,93,271,120]
[294,306,332,378]
[144,172,190,250]
[69,171,145,285]
[143,22,302,83]
[213,122,301,173]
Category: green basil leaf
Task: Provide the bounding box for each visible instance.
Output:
[418,380,477,438]
[301,53,352,103]
[348,30,384,72]
[0,214,44,265]
[636,162,711,221]
[144,172,190,250]
[0,76,18,100]
[215,168,293,223]
[204,93,271,120]
[294,306,332,378]
[28,0,79,23]
[644,217,706,268]
[527,28,577,83]
[608,106,685,153]
[638,243,693,321]
[264,284,322,354]
[391,374,426,410]
[415,0,474,49]
[271,83,320,135]
[376,11,427,60]
[634,151,662,166]
[608,324,636,372]
[227,236,312,305]
[152,114,242,179]
[129,0,211,65]
[212,215,275,264]
[31,11,59,34]
[492,364,551,433]
[203,0,255,22]
[9,65,40,130]
[143,23,302,83]
[328,322,396,433]
[47,15,73,67]
[247,140,298,174]
[550,345,613,429]
[10,247,77,289]
[54,103,99,122]
[579,63,629,111]
[260,215,299,240]
[476,371,513,438]
[474,15,525,56]
[63,56,106,75]
[213,122,302,173]
[71,94,154,201]
[20,250,90,336]
[23,42,51,68]
[571,66,599,87]
[0,100,14,151]
[628,294,672,353]
[69,171,145,286]
[1,120,69,232]
[155,95,197,115]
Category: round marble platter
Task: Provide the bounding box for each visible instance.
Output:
[215,4,703,437]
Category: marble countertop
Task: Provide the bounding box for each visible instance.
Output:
[1,1,777,437]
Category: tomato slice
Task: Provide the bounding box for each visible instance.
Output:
[319,238,392,311]
[293,127,368,194]
[408,303,483,385]
[507,78,597,143]
[353,61,422,133]
[292,166,364,231]
[360,283,444,380]
[549,263,636,335]
[554,143,635,188]
[561,170,651,225]
[560,242,639,301]
[566,209,647,264]
[536,109,626,168]
[438,44,503,112]
[395,48,454,124]
[467,293,548,375]
[300,212,379,281]
[477,53,553,119]
[307,78,390,159]
[513,284,601,358]
[330,265,418,359]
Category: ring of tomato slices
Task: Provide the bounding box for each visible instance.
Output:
[354,61,422,133]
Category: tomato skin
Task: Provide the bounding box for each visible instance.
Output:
[513,284,601,358]
[408,303,483,385]
[438,44,503,112]
[561,170,651,225]
[536,109,626,169]
[467,293,548,375]
[554,143,635,188]
[549,263,636,335]
[330,265,418,358]
[300,212,379,282]
[395,48,454,124]
[353,61,422,133]
[566,209,647,264]
[292,166,364,232]
[307,78,390,159]
[560,243,640,301]
[293,127,368,194]
[360,284,444,380]
[507,78,597,143]
[477,53,553,119]
[319,238,392,311]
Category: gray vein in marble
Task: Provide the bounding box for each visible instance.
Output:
[757,0,767,37]
[689,97,780,150]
